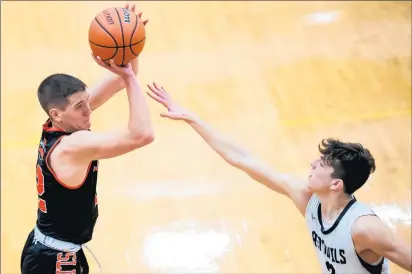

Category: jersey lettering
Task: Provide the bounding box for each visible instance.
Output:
[312,231,347,265]
[56,251,77,274]
[36,164,47,213]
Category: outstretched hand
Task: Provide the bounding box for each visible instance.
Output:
[146,83,194,121]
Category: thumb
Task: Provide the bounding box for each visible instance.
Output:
[160,112,184,120]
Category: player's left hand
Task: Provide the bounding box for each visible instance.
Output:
[125,3,149,26]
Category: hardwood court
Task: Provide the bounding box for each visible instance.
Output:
[1,1,411,273]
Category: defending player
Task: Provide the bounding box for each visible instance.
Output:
[20,5,153,273]
[146,83,412,274]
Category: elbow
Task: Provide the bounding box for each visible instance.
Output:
[130,131,155,147]
[141,132,155,146]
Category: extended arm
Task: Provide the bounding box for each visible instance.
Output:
[188,114,312,215]
[59,60,154,163]
[146,84,312,215]
[352,215,412,271]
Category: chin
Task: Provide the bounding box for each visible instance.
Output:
[84,121,91,130]
[307,180,318,192]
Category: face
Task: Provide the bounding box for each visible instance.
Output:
[307,157,344,194]
[49,90,92,132]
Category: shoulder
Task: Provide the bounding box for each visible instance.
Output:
[304,193,318,216]
[52,130,93,160]
[352,214,381,234]
[58,130,92,148]
[351,214,388,250]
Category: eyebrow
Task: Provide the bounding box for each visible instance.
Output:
[73,100,84,108]
[73,95,90,108]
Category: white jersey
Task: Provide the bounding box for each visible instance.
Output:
[305,194,390,274]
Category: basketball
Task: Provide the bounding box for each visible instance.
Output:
[88,7,146,66]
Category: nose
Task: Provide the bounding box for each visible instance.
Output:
[84,104,92,116]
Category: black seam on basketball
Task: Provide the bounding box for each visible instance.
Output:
[114,8,126,66]
[129,13,139,56]
[94,17,118,60]
[130,38,145,57]
[98,37,145,61]
[89,38,145,49]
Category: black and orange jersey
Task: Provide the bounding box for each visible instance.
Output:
[35,119,99,244]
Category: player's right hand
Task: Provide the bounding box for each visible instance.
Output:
[92,54,136,79]
[146,83,194,122]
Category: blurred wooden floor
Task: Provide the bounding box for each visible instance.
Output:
[1,1,411,273]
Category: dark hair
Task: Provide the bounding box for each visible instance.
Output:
[318,138,376,195]
[37,73,87,114]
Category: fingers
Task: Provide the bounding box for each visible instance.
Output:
[147,83,165,99]
[149,82,167,98]
[153,82,161,91]
[92,53,111,68]
[160,112,185,121]
[91,54,127,74]
[146,90,169,107]
[108,59,120,70]
[137,11,149,26]
[125,3,135,11]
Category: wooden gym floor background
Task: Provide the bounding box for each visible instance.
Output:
[1,1,411,273]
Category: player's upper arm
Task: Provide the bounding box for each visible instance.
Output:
[352,215,412,272]
[231,155,313,216]
[58,129,154,163]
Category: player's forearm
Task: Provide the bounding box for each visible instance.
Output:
[185,114,298,197]
[185,115,249,164]
[390,242,412,271]
[89,59,139,111]
[89,73,122,111]
[125,76,154,139]
[117,58,138,89]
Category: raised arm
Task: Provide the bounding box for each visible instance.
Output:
[88,4,149,111]
[57,59,154,164]
[146,83,312,215]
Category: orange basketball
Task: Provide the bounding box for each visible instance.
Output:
[88,7,146,66]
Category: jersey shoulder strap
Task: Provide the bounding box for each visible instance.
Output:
[305,193,320,218]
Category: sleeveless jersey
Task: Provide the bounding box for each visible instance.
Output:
[305,194,390,274]
[35,119,99,244]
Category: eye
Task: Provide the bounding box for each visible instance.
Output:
[76,104,82,109]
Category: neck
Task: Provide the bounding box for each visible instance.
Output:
[316,192,352,222]
[51,121,72,133]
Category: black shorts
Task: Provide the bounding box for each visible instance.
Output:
[21,229,89,274]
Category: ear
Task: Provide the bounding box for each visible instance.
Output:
[330,179,344,192]
[49,108,63,122]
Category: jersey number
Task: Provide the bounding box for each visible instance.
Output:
[325,261,335,274]
[36,164,47,213]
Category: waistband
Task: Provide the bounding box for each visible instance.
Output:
[33,226,82,253]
